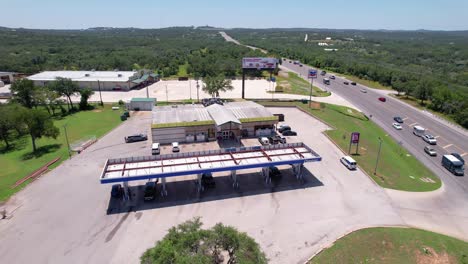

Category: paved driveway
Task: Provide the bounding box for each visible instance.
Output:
[1,108,405,264]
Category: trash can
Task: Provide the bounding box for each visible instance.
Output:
[120,115,127,121]
[301,98,308,104]
[123,111,130,117]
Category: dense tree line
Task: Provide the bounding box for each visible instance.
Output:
[0,27,262,77]
[229,29,468,128]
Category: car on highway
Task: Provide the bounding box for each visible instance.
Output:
[378,97,386,102]
[124,133,147,143]
[360,88,367,93]
[172,142,180,152]
[278,124,291,133]
[111,184,123,198]
[393,116,404,123]
[351,82,357,85]
[424,146,437,156]
[451,153,465,165]
[282,130,297,136]
[144,181,158,201]
[320,71,326,76]
[299,64,303,67]
[330,75,336,79]
[422,134,437,145]
[392,123,402,130]
[343,81,349,85]
[202,172,216,188]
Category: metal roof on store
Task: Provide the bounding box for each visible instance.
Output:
[206,103,241,126]
[27,71,137,82]
[100,142,321,184]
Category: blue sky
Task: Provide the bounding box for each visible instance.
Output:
[1,0,467,30]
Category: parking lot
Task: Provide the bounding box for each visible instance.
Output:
[0,107,403,264]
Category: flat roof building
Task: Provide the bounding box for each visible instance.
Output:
[28,71,139,91]
[151,101,278,144]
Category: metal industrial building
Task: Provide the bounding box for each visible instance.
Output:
[28,71,140,91]
[151,101,278,144]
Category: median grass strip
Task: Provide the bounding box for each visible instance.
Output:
[273,71,330,97]
[257,100,441,192]
[0,104,123,202]
[309,227,468,264]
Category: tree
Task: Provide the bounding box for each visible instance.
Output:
[414,79,433,105]
[78,88,95,110]
[141,218,267,264]
[0,104,17,149]
[49,77,79,111]
[22,109,60,152]
[34,86,60,115]
[10,79,37,108]
[202,75,234,97]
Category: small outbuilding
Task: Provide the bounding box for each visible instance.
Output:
[128,98,156,111]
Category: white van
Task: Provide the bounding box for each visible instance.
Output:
[151,143,160,155]
[413,125,425,137]
[340,156,357,170]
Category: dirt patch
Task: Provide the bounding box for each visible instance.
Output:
[278,70,289,78]
[92,109,103,112]
[415,247,457,264]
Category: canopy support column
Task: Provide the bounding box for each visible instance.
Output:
[161,177,168,196]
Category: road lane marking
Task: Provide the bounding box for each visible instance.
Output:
[461,153,468,157]
[403,117,409,120]
[409,122,418,126]
[434,135,440,139]
[443,144,453,149]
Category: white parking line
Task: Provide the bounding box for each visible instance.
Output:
[443,144,453,149]
[409,122,418,127]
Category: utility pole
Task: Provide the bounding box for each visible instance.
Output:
[196,80,200,103]
[146,83,149,98]
[165,85,168,102]
[97,80,103,106]
[63,124,71,159]
[189,79,192,101]
[374,137,383,175]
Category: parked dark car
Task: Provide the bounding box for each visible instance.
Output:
[394,116,404,123]
[451,153,465,165]
[202,173,216,188]
[144,181,158,201]
[268,135,287,144]
[269,166,282,180]
[351,82,357,85]
[278,125,291,133]
[343,81,349,85]
[111,184,123,198]
[125,134,148,143]
[378,97,386,102]
[282,130,297,136]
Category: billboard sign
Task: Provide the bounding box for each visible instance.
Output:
[308,69,317,79]
[242,57,278,69]
[351,132,360,144]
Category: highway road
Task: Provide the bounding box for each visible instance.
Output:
[281,60,468,194]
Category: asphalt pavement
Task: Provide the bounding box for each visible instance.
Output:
[281,60,468,194]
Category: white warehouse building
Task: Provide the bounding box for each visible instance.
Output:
[28,71,139,91]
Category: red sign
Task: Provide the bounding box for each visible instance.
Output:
[351,132,360,144]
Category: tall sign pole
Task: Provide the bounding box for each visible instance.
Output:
[97,80,103,106]
[308,69,317,107]
[242,69,246,99]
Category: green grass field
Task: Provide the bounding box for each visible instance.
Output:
[274,72,330,97]
[0,104,123,202]
[310,227,468,264]
[177,63,189,77]
[256,101,441,192]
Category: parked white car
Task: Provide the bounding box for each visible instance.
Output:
[422,134,437,145]
[172,142,180,152]
[392,123,402,130]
